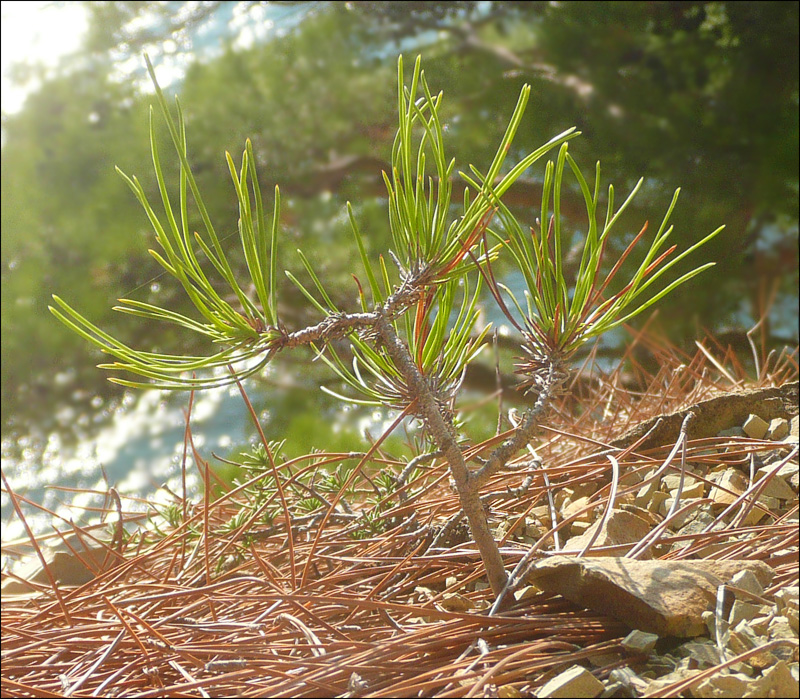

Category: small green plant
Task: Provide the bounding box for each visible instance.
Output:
[50,55,723,600]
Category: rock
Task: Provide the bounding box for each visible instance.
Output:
[747,614,774,636]
[621,629,659,654]
[1,536,121,595]
[774,586,799,633]
[670,480,706,499]
[674,639,722,667]
[659,497,700,529]
[718,426,746,438]
[693,670,754,698]
[535,666,604,698]
[609,382,799,450]
[709,470,748,505]
[608,667,650,695]
[663,474,699,491]
[641,666,704,696]
[696,660,800,698]
[564,509,653,557]
[635,476,660,507]
[569,521,592,536]
[767,615,795,641]
[439,592,473,612]
[788,415,799,443]
[730,569,766,596]
[647,490,670,514]
[618,503,662,527]
[753,465,796,500]
[751,660,799,698]
[524,556,774,637]
[775,585,798,612]
[728,600,768,626]
[727,621,777,669]
[514,585,537,601]
[562,496,596,523]
[743,414,770,439]
[767,417,790,440]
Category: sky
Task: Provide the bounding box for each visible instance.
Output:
[0,1,295,117]
[0,0,89,115]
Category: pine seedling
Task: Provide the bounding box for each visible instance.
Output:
[50,55,723,599]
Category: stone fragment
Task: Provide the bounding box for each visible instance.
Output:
[718,426,746,438]
[671,512,717,551]
[740,504,769,526]
[586,651,620,668]
[775,587,799,633]
[635,478,659,507]
[570,521,592,536]
[619,503,662,527]
[709,470,748,505]
[767,417,790,440]
[743,413,769,439]
[728,621,777,669]
[693,670,754,698]
[770,459,799,482]
[663,474,699,491]
[564,509,653,557]
[647,490,669,513]
[670,480,706,499]
[566,482,599,500]
[621,629,659,654]
[524,556,774,637]
[728,600,766,626]
[439,592,473,612]
[788,415,799,443]
[767,615,796,641]
[524,518,543,538]
[674,639,722,668]
[701,610,719,638]
[608,667,650,695]
[535,666,604,698]
[660,497,700,529]
[747,614,774,636]
[513,585,537,602]
[752,466,796,500]
[531,505,551,521]
[641,667,704,696]
[774,586,798,614]
[562,496,596,523]
[1,537,120,595]
[751,660,799,698]
[730,569,765,596]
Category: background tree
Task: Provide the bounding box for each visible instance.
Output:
[2,1,797,450]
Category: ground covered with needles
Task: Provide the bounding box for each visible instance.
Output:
[2,335,798,698]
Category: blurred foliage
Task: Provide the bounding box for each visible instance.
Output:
[2,0,797,446]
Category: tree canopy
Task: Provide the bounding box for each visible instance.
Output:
[2,1,797,437]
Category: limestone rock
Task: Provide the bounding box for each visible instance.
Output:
[730,569,765,596]
[564,509,653,557]
[621,629,659,654]
[535,666,604,698]
[709,469,748,505]
[767,417,790,440]
[743,414,770,439]
[693,670,754,698]
[1,537,121,595]
[524,556,774,637]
